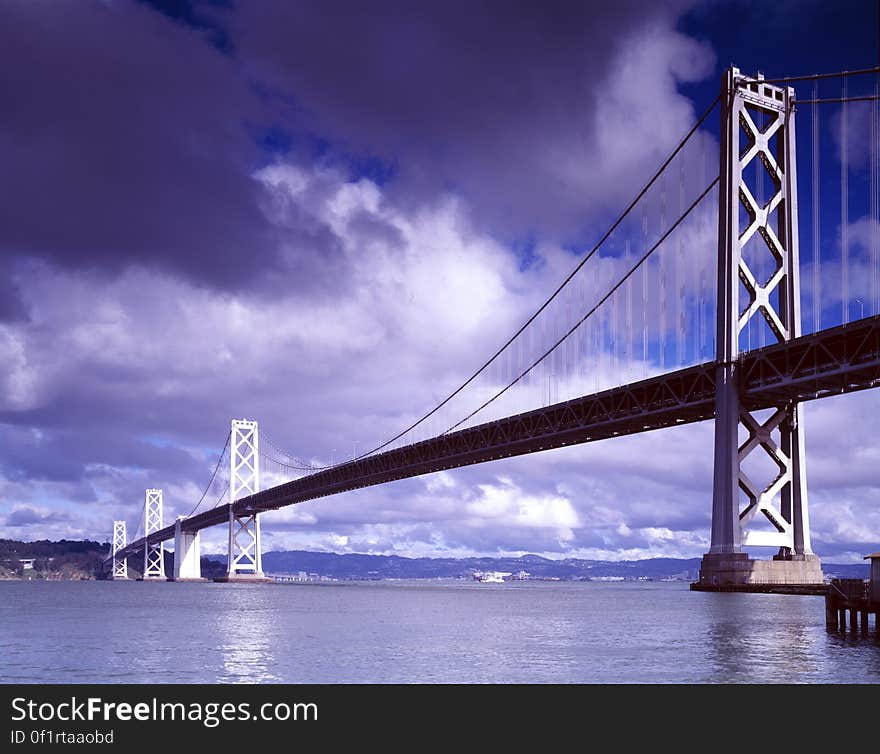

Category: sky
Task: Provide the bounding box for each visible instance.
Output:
[1,0,879,564]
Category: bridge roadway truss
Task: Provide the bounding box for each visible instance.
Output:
[114,315,880,562]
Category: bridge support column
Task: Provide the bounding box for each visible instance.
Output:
[172,517,205,581]
[112,520,128,580]
[698,66,822,588]
[215,419,270,583]
[142,488,167,580]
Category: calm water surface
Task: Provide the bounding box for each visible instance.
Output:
[1,580,878,683]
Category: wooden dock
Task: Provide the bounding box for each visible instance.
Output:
[824,579,880,631]
[689,582,828,595]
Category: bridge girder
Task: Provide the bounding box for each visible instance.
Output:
[110,317,880,564]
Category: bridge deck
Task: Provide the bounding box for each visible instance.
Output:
[115,315,880,560]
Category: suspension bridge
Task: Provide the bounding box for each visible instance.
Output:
[107,65,880,588]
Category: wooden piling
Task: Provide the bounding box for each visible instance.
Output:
[826,601,838,629]
[825,578,876,635]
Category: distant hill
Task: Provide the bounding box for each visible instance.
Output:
[251,551,702,580]
[0,538,110,580]
[230,550,871,581]
[820,562,872,579]
[0,538,109,558]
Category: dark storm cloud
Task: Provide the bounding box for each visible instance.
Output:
[0,0,707,296]
[5,506,72,527]
[224,0,704,240]
[0,423,200,483]
[0,271,27,323]
[0,355,222,439]
[0,0,300,290]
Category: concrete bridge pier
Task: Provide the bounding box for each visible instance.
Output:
[172,517,205,581]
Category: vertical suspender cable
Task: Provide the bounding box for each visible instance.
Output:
[578,275,584,388]
[563,290,576,396]
[539,310,545,406]
[595,296,600,392]
[873,73,880,314]
[659,174,667,369]
[841,78,849,324]
[812,80,821,332]
[596,303,602,394]
[626,238,633,379]
[509,316,514,404]
[550,305,554,404]
[677,158,684,365]
[642,202,648,377]
[610,264,616,388]
[699,132,707,360]
[526,317,531,402]
[552,303,557,404]
[552,296,557,404]
[519,322,524,414]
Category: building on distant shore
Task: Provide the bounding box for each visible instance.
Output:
[1,557,37,570]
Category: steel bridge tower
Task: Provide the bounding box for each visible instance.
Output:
[698,67,823,586]
[220,419,267,581]
[142,488,166,580]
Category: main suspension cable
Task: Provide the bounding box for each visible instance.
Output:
[352,94,721,460]
[444,176,720,433]
[260,430,330,471]
[186,430,231,518]
[759,66,880,85]
[794,95,880,104]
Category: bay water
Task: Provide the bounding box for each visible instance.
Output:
[1,580,878,684]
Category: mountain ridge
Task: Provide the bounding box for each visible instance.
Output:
[211,549,869,581]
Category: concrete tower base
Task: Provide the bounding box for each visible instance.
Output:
[693,552,824,591]
[213,573,273,583]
